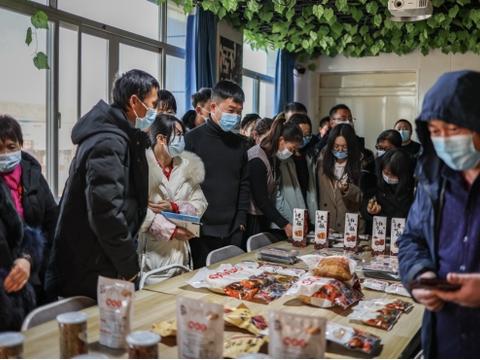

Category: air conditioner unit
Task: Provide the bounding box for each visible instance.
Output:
[388,0,433,22]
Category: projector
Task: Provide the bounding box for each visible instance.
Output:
[388,0,433,22]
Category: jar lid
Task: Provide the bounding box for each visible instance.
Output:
[0,332,24,347]
[56,311,88,324]
[126,331,160,347]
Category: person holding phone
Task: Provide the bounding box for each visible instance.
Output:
[397,70,480,358]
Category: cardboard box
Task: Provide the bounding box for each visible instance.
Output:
[292,208,307,247]
[314,210,329,249]
[372,216,387,255]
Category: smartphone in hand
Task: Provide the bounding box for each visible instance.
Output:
[410,277,461,292]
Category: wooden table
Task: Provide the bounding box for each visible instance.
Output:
[22,241,423,358]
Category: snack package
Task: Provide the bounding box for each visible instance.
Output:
[371,216,387,256]
[344,213,359,251]
[268,311,326,359]
[314,211,329,250]
[390,218,405,256]
[97,276,134,349]
[257,247,298,265]
[299,254,357,282]
[152,319,177,337]
[326,322,381,355]
[362,279,388,292]
[223,335,267,359]
[224,272,299,304]
[286,274,363,309]
[224,304,268,336]
[349,298,413,331]
[292,208,307,247]
[176,296,224,359]
[312,256,353,281]
[385,283,410,298]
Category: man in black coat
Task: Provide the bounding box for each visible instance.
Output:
[48,69,159,299]
[185,80,250,268]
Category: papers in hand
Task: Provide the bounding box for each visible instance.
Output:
[161,211,201,237]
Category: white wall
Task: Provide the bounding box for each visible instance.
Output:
[295,49,480,124]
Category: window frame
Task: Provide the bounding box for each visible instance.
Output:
[242,68,274,116]
[0,0,186,197]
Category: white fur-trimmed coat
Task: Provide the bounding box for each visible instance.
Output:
[138,149,207,279]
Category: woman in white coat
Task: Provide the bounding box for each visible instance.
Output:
[139,114,207,282]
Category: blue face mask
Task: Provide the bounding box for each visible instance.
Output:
[0,150,22,173]
[399,130,411,143]
[218,113,241,132]
[431,134,480,171]
[168,135,185,157]
[134,99,157,130]
[301,135,312,148]
[332,150,348,160]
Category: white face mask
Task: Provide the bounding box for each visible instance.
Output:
[276,148,293,160]
[382,172,399,185]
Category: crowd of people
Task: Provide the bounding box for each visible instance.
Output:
[1,68,480,358]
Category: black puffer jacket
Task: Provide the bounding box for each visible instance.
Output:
[48,100,149,299]
[0,182,41,331]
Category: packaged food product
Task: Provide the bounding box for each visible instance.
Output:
[344,213,359,251]
[152,319,177,337]
[362,279,388,292]
[268,311,326,359]
[0,332,24,359]
[371,216,387,256]
[326,322,381,355]
[224,272,299,304]
[97,276,134,349]
[385,283,410,298]
[224,304,268,336]
[390,218,406,255]
[292,208,307,247]
[176,296,224,359]
[126,331,160,359]
[56,312,88,358]
[349,298,413,330]
[287,274,363,309]
[223,335,267,359]
[312,256,352,281]
[314,211,329,250]
[236,352,270,359]
[257,248,298,265]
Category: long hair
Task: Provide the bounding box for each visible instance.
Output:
[260,117,303,158]
[149,113,185,147]
[322,124,361,184]
[377,149,414,197]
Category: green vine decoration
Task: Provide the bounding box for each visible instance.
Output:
[26,10,50,70]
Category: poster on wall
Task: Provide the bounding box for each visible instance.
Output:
[218,36,243,85]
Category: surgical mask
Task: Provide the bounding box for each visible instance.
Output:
[431,134,480,171]
[134,99,157,130]
[0,150,22,173]
[168,135,185,157]
[399,130,411,143]
[382,172,399,185]
[332,150,348,160]
[276,148,293,160]
[301,135,312,148]
[218,113,241,132]
[376,149,386,158]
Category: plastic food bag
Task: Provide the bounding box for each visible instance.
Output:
[224,304,268,336]
[268,311,326,359]
[287,274,363,309]
[326,322,381,355]
[299,254,357,282]
[97,276,134,349]
[362,279,388,292]
[223,335,267,359]
[176,296,224,359]
[349,298,413,330]
[385,283,410,298]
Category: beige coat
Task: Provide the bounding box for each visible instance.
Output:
[316,154,364,234]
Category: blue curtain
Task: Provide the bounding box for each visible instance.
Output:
[274,50,295,115]
[184,8,217,110]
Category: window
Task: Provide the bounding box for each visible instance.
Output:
[167,2,187,49]
[80,33,109,116]
[59,0,161,40]
[166,55,186,116]
[0,8,48,175]
[242,41,276,118]
[58,25,78,197]
[119,43,161,80]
